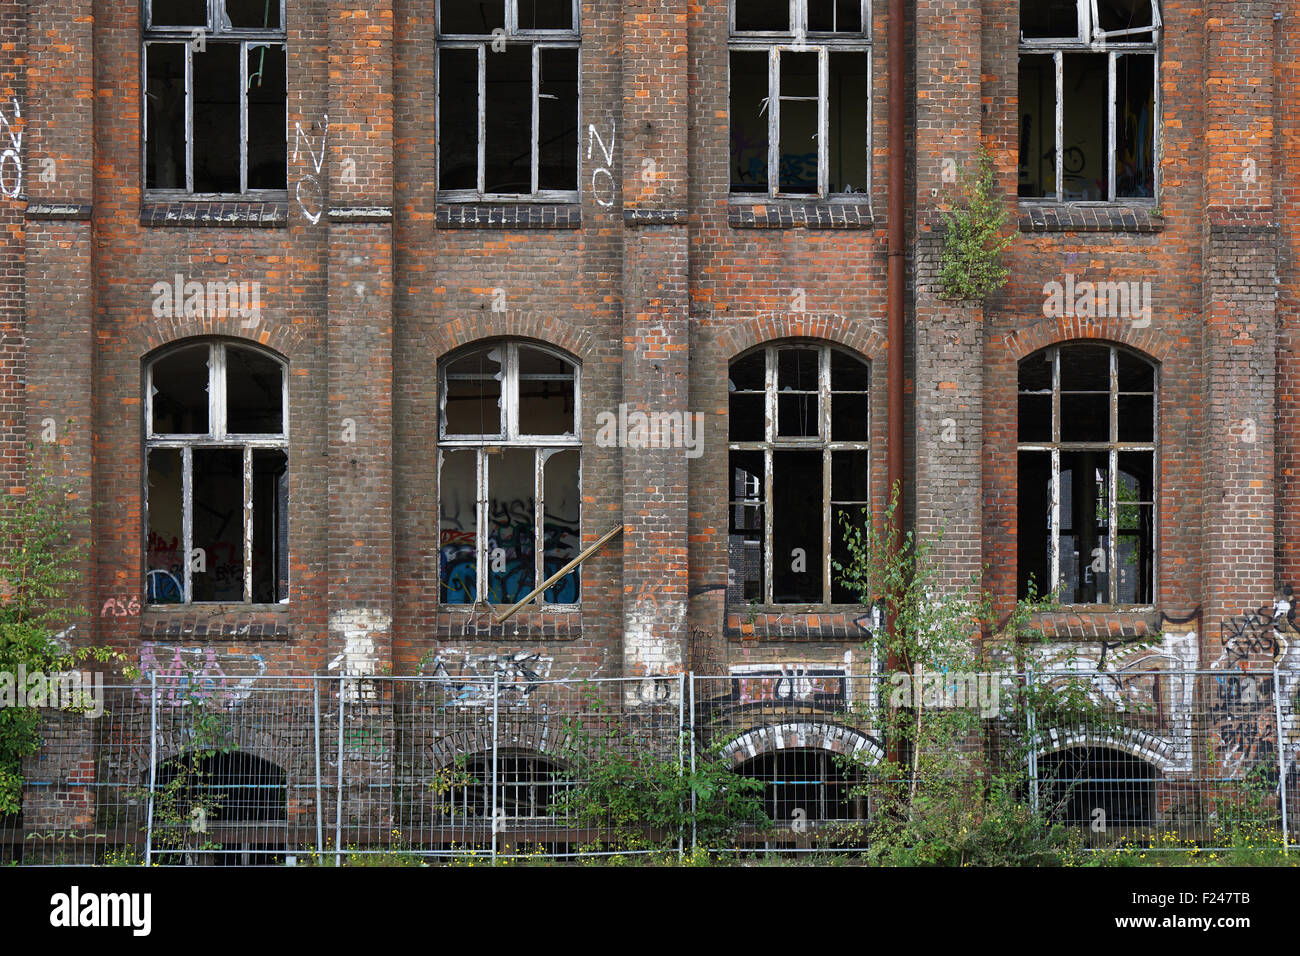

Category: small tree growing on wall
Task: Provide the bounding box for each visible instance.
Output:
[936,147,1014,303]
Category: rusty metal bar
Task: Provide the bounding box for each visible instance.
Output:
[492,524,623,623]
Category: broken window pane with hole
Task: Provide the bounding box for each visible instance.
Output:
[439,449,479,604]
[1062,53,1107,201]
[728,451,765,603]
[225,0,281,29]
[735,0,790,32]
[518,0,573,31]
[251,449,288,603]
[488,449,537,604]
[152,344,211,434]
[246,44,287,189]
[828,52,868,194]
[772,450,823,602]
[438,48,480,191]
[1020,0,1081,40]
[191,448,245,602]
[1116,54,1156,198]
[485,45,535,193]
[538,48,579,190]
[152,0,208,27]
[778,52,820,194]
[192,44,241,192]
[146,44,187,190]
[542,449,580,603]
[1017,54,1056,198]
[226,344,284,434]
[443,346,504,436]
[518,346,576,435]
[147,449,185,604]
[1096,0,1156,36]
[730,51,770,193]
[440,0,506,34]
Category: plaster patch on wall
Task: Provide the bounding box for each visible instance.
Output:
[327,608,390,701]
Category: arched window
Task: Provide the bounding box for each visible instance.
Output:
[734,748,866,825]
[728,343,870,605]
[145,340,288,605]
[1018,343,1155,605]
[440,751,571,823]
[1038,746,1156,828]
[438,341,581,605]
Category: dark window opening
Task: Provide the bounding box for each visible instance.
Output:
[1021,0,1081,40]
[224,0,283,30]
[151,0,208,28]
[735,748,866,825]
[1039,746,1156,828]
[154,751,287,866]
[445,753,570,821]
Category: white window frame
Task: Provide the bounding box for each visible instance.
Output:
[728,0,872,201]
[1018,0,1161,204]
[727,343,871,608]
[1017,344,1158,609]
[145,340,290,606]
[143,0,288,198]
[436,0,581,202]
[438,341,582,608]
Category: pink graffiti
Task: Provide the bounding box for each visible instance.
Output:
[136,644,265,706]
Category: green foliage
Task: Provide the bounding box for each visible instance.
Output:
[937,147,1014,302]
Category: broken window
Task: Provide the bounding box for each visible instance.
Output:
[439,341,580,606]
[437,0,580,198]
[146,340,289,605]
[734,748,867,826]
[1018,0,1159,201]
[443,751,572,824]
[144,1,287,194]
[730,0,871,198]
[728,344,870,606]
[1017,343,1155,606]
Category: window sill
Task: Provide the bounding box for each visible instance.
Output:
[728,199,874,229]
[140,198,289,228]
[139,605,292,640]
[1018,202,1164,234]
[435,203,582,229]
[431,606,582,640]
[1028,608,1161,641]
[725,607,874,642]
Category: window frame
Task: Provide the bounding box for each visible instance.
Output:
[144,340,290,607]
[1016,343,1158,609]
[728,0,873,201]
[436,0,582,202]
[1017,0,1161,204]
[727,342,872,609]
[437,341,582,608]
[142,0,288,199]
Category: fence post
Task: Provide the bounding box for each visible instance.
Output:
[313,680,324,859]
[335,676,345,866]
[491,673,499,866]
[1025,669,1040,816]
[1275,667,1289,854]
[678,672,686,859]
[689,672,698,853]
[145,671,157,865]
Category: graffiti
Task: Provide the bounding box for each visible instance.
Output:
[100,596,142,617]
[0,97,21,199]
[439,496,580,605]
[136,644,268,707]
[586,119,616,207]
[729,664,848,706]
[423,650,553,705]
[292,114,328,225]
[344,726,388,757]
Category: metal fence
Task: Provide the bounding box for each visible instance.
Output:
[1,669,1293,864]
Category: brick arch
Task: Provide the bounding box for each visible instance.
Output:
[146,732,296,785]
[1035,727,1175,775]
[430,311,597,364]
[995,314,1176,365]
[720,314,887,363]
[719,721,885,767]
[426,713,581,771]
[127,313,304,365]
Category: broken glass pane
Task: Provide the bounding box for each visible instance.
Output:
[192,44,241,193]
[1021,0,1081,40]
[226,345,284,434]
[440,0,505,34]
[828,52,868,194]
[444,346,503,436]
[225,0,282,29]
[728,451,765,603]
[485,45,533,193]
[1059,344,1110,390]
[778,52,819,194]
[246,44,287,189]
[518,346,576,435]
[1116,53,1156,199]
[439,48,480,191]
[439,449,479,603]
[152,344,211,434]
[1095,0,1155,35]
[147,448,185,604]
[146,43,187,190]
[538,48,579,191]
[730,50,770,193]
[730,351,766,392]
[735,0,790,32]
[251,449,288,603]
[1061,53,1107,201]
[1017,54,1057,198]
[488,449,536,604]
[1017,450,1051,601]
[772,450,823,602]
[518,0,573,31]
[191,448,245,602]
[152,0,208,27]
[542,449,580,603]
[808,0,864,33]
[779,347,818,390]
[1059,450,1110,603]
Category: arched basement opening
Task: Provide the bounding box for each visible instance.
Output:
[1038,746,1157,829]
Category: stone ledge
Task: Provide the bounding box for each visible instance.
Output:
[1018,203,1163,233]
[436,203,582,229]
[728,201,874,229]
[140,199,289,228]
